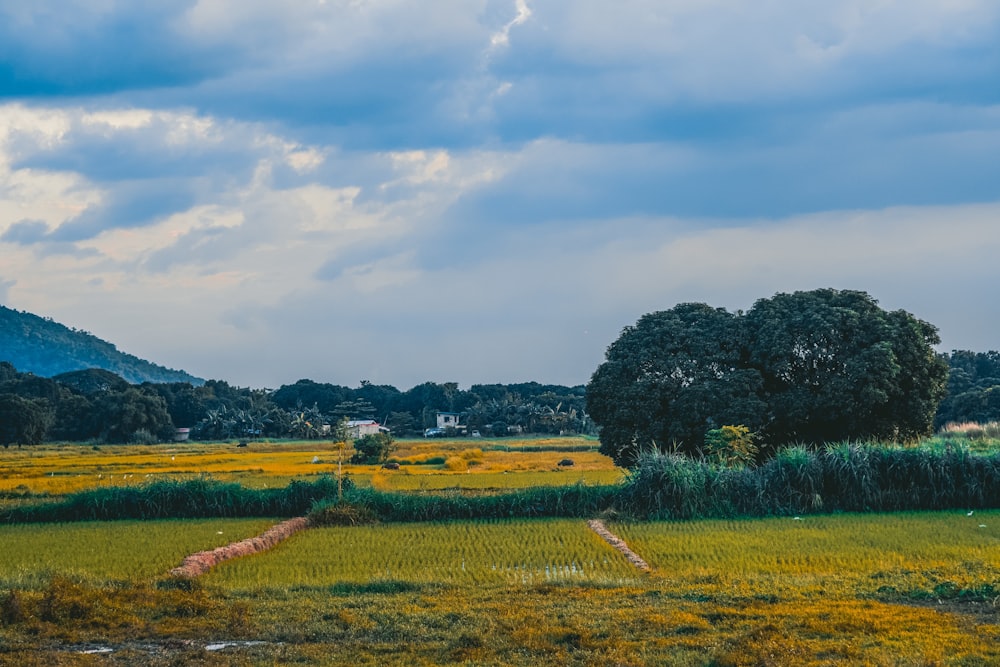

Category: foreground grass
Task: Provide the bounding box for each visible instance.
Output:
[1,513,997,665]
[615,511,1000,601]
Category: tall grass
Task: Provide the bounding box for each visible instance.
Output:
[620,444,1000,519]
[339,483,619,522]
[1,476,348,522]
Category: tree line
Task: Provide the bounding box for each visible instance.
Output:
[0,362,590,447]
[3,288,999,454]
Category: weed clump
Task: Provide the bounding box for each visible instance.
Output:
[308,500,379,526]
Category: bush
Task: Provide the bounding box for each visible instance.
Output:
[340,484,620,522]
[704,425,758,468]
[308,500,379,526]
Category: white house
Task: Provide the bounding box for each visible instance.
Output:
[346,420,389,438]
[436,412,461,429]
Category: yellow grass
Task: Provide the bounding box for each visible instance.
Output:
[0,437,619,494]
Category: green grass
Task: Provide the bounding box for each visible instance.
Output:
[206,519,639,589]
[367,469,623,491]
[0,518,276,587]
[613,510,1000,600]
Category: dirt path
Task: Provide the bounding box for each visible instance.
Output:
[586,519,652,572]
[169,517,309,578]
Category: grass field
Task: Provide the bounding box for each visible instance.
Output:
[0,513,997,665]
[2,435,999,664]
[0,436,617,495]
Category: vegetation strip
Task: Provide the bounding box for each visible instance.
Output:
[169,517,309,578]
[586,519,651,572]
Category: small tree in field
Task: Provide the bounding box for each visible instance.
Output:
[704,425,758,468]
[351,432,395,464]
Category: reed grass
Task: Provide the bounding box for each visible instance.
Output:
[1,476,347,522]
[621,444,1000,520]
[340,483,619,522]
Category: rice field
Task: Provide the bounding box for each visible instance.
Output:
[0,518,277,587]
[206,519,639,589]
[613,510,1000,599]
[1,514,998,665]
[3,436,1000,665]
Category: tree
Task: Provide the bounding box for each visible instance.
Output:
[587,290,948,467]
[0,393,52,447]
[586,303,766,465]
[351,432,395,464]
[744,289,947,445]
[91,387,175,443]
[935,350,1000,427]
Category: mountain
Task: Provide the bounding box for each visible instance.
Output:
[0,305,203,385]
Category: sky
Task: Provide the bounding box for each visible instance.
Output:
[1,1,999,390]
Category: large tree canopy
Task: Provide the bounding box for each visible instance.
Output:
[0,393,52,448]
[587,289,949,466]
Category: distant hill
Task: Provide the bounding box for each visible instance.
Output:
[0,304,203,385]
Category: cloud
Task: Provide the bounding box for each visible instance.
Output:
[1,219,48,245]
[0,1,226,97]
[1,3,999,387]
[490,0,532,49]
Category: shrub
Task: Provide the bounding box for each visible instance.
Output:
[308,500,379,526]
[704,425,758,468]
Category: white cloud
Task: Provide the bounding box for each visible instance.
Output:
[490,0,532,48]
[2,2,998,387]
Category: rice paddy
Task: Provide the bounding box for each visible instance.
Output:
[2,437,999,665]
[0,518,276,587]
[1,513,998,665]
[613,511,1000,600]
[206,519,639,589]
